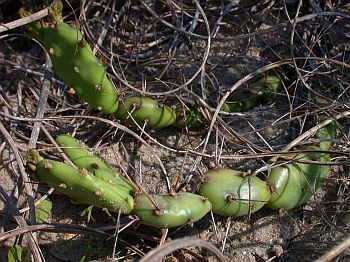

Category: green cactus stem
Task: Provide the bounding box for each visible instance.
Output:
[316,116,338,150]
[222,74,281,112]
[55,134,134,194]
[55,134,112,172]
[222,90,263,112]
[173,107,202,128]
[251,75,282,95]
[132,192,211,229]
[266,163,308,210]
[93,167,134,195]
[198,168,271,217]
[267,118,336,210]
[21,1,119,114]
[115,96,176,129]
[26,150,134,214]
[293,147,331,206]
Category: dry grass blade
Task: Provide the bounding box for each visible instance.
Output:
[139,236,227,262]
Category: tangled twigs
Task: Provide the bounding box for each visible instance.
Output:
[28,54,52,149]
[0,122,34,198]
[139,236,227,262]
[0,120,45,260]
[0,186,44,261]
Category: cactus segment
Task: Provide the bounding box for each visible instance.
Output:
[55,134,111,171]
[251,75,282,94]
[55,134,133,194]
[35,158,134,214]
[198,168,271,217]
[222,74,281,113]
[266,163,307,210]
[293,147,331,205]
[40,22,119,114]
[93,167,134,195]
[222,90,262,112]
[115,96,176,129]
[267,119,337,210]
[173,107,202,128]
[316,116,337,150]
[21,1,119,114]
[132,192,211,229]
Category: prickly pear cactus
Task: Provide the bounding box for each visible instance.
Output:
[25,116,336,227]
[316,116,338,150]
[266,117,336,210]
[223,74,282,112]
[292,147,331,206]
[266,163,307,210]
[173,107,202,128]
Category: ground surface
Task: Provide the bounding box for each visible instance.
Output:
[0,0,350,261]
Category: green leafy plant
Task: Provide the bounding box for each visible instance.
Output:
[7,246,30,262]
[36,198,52,223]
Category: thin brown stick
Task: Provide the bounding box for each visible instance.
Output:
[1,110,349,162]
[314,235,350,262]
[28,54,52,149]
[0,223,110,242]
[0,7,49,33]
